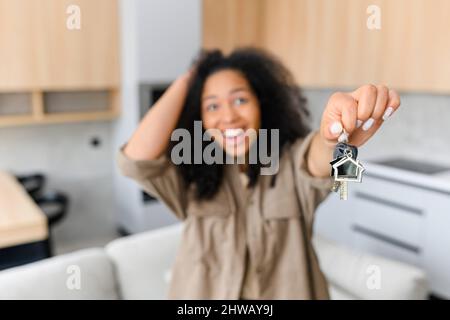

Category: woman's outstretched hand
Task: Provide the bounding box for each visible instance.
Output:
[320,85,401,148]
[307,85,401,178]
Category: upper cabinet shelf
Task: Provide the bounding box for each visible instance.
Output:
[203,0,450,94]
[0,89,119,127]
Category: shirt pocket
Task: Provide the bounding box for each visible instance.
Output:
[261,186,301,255]
[262,186,300,220]
[186,183,236,218]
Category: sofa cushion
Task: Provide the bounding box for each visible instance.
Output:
[0,248,119,300]
[313,235,428,300]
[328,284,357,300]
[105,223,183,299]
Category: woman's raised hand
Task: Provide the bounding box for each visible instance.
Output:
[319,85,401,148]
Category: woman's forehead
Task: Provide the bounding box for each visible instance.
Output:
[202,69,251,97]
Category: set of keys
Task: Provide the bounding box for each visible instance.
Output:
[330,131,365,200]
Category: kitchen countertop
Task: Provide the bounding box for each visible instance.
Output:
[363,158,450,194]
[0,172,48,249]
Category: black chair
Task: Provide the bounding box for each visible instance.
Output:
[15,174,46,201]
[35,191,69,226]
[15,174,69,227]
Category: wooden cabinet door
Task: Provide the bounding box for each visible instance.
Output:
[262,0,450,92]
[0,0,119,90]
[36,0,120,89]
[202,0,264,54]
[203,0,450,93]
[0,0,41,90]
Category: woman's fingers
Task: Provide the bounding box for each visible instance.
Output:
[351,85,399,129]
[321,92,358,141]
[383,89,401,120]
[339,97,358,141]
[373,85,389,120]
[322,85,401,147]
[351,85,377,131]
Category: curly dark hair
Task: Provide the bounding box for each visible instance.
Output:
[168,47,312,200]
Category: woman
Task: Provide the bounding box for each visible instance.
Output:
[118,48,400,299]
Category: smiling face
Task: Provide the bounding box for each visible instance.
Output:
[201,69,261,158]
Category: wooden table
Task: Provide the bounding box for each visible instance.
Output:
[0,171,49,269]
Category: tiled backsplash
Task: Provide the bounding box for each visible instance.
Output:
[0,122,113,178]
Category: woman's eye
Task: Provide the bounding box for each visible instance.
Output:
[233,97,248,106]
[206,103,218,111]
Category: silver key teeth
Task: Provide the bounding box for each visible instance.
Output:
[340,181,348,200]
[331,180,340,193]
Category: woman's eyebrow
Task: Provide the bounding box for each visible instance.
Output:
[229,87,248,94]
[202,95,217,101]
[202,87,249,101]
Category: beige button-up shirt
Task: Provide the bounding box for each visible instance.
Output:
[117,131,333,299]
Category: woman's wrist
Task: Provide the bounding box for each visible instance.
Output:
[177,69,193,85]
[307,132,335,178]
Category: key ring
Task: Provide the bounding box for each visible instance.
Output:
[343,149,353,158]
[338,128,349,143]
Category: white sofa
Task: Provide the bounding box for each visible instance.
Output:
[0,223,428,300]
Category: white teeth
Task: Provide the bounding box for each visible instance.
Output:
[223,128,244,138]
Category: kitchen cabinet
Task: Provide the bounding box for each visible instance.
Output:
[0,0,120,127]
[203,0,450,93]
[202,0,264,54]
[315,160,450,299]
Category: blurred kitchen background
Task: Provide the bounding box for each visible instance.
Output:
[0,0,449,299]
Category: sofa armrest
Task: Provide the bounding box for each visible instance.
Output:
[0,248,119,300]
[313,235,428,300]
[105,223,183,299]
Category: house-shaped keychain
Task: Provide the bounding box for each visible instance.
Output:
[330,142,358,176]
[332,156,365,182]
[331,155,365,200]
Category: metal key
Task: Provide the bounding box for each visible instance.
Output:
[329,139,365,200]
[331,180,341,193]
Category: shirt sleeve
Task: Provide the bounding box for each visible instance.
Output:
[116,146,187,220]
[290,130,333,225]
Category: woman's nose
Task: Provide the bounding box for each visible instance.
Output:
[220,102,239,123]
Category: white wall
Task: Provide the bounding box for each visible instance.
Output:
[137,0,201,82]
